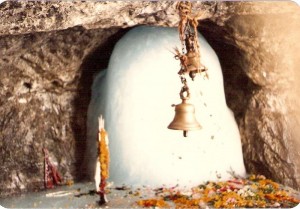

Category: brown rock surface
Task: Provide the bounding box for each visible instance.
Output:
[0,26,120,196]
[0,1,300,196]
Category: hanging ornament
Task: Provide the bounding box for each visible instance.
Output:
[168,2,208,137]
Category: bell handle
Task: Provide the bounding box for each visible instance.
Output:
[180,86,190,100]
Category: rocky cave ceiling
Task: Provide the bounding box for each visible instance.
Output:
[0,1,300,196]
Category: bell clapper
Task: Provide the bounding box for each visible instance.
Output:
[183,130,188,137]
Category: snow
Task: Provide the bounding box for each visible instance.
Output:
[86,26,246,188]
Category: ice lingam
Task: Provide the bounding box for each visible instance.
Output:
[86,25,246,188]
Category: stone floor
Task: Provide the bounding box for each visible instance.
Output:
[0,181,299,208]
[0,182,156,208]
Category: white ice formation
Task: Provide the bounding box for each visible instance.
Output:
[86,26,246,188]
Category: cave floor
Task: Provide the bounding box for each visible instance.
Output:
[0,179,300,208]
[0,182,145,208]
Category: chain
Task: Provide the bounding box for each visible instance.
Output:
[176,1,194,99]
[174,1,209,99]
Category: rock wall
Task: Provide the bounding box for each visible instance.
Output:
[240,12,300,188]
[198,2,300,189]
[0,26,120,196]
[0,1,299,196]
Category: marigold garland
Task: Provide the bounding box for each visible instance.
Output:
[99,128,109,180]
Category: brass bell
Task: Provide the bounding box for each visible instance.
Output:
[168,87,201,137]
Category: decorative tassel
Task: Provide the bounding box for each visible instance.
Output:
[43,148,62,189]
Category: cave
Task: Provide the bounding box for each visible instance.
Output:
[85,25,247,188]
[0,1,300,206]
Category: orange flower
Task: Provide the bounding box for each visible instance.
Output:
[258,179,279,190]
[136,199,169,208]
